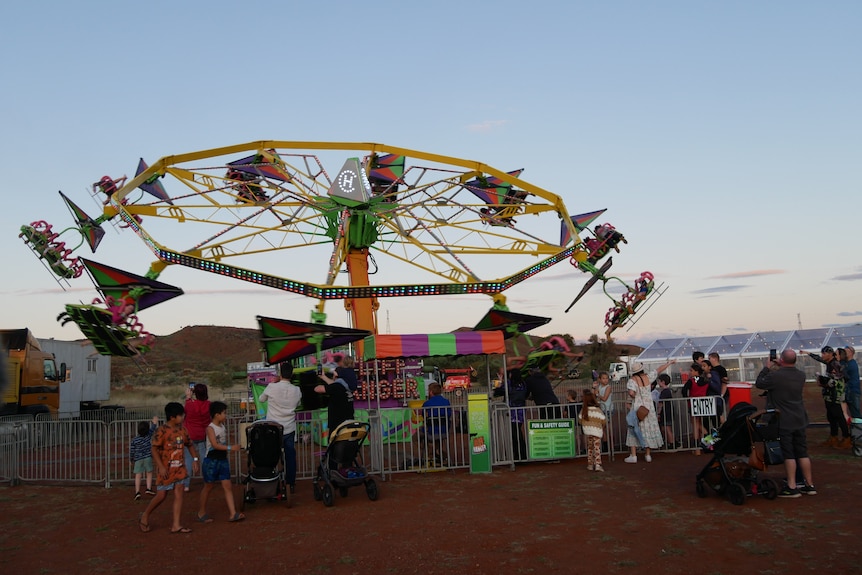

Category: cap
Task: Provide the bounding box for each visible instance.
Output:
[821,346,834,354]
[631,362,645,374]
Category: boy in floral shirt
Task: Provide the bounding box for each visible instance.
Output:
[139,402,200,534]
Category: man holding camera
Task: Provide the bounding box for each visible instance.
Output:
[755,349,815,498]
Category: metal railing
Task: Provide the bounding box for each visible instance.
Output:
[1,395,728,487]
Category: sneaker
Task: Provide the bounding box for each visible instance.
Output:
[586,464,594,471]
[594,466,605,473]
[799,484,817,496]
[134,492,141,501]
[645,454,652,463]
[145,489,156,496]
[778,486,801,498]
[624,455,637,464]
[289,483,296,494]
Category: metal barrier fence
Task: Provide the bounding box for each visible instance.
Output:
[0,395,726,487]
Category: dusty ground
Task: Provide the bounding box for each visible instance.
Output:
[1,425,860,574]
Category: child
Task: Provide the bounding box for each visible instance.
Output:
[197,401,244,523]
[139,402,199,534]
[578,389,607,472]
[129,415,159,500]
[565,389,580,419]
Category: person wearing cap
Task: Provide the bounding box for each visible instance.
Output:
[624,362,663,463]
[756,349,815,497]
[801,346,849,448]
[841,346,860,421]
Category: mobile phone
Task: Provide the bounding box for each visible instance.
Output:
[316,364,323,375]
[189,382,196,390]
[769,349,777,361]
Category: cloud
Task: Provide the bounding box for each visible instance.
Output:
[832,272,862,281]
[708,270,784,279]
[837,311,862,317]
[691,285,749,295]
[466,120,507,133]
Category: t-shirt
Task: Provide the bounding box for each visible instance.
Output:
[260,379,302,435]
[205,421,227,460]
[129,422,157,463]
[324,380,354,434]
[184,399,211,442]
[336,366,359,392]
[422,394,452,434]
[151,424,191,486]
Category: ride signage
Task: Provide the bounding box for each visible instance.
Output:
[690,396,718,417]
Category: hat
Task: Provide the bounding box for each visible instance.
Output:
[821,346,834,354]
[322,362,338,374]
[631,362,645,374]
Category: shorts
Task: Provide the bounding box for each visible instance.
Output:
[779,428,808,460]
[202,457,231,483]
[133,457,154,474]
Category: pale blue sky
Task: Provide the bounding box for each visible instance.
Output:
[3,1,860,347]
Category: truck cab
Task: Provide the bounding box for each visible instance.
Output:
[609,362,628,383]
[2,329,65,416]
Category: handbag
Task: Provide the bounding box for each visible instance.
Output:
[763,440,784,466]
[636,406,649,421]
[748,443,765,471]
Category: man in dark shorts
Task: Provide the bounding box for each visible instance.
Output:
[755,349,815,498]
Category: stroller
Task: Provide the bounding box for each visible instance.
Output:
[242,421,289,509]
[695,402,780,505]
[313,420,379,507]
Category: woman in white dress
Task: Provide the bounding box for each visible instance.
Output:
[625,363,663,463]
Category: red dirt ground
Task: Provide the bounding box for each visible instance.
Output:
[1,426,860,574]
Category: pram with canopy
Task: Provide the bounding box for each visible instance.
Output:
[241,421,289,509]
[312,420,379,507]
[695,402,781,505]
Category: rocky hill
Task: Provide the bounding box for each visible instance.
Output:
[111,325,263,387]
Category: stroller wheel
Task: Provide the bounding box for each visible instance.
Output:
[339,486,349,498]
[322,484,334,507]
[365,478,379,501]
[313,482,322,501]
[728,482,746,506]
[695,480,707,498]
[760,478,779,500]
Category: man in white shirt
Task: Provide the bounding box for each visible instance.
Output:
[259,362,302,493]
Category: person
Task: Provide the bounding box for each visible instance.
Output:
[259,362,302,493]
[684,362,710,454]
[139,402,199,534]
[624,363,663,463]
[129,416,159,500]
[315,363,355,436]
[802,346,849,448]
[755,349,816,497]
[699,360,723,431]
[595,371,613,416]
[708,352,729,400]
[494,368,528,460]
[525,368,562,419]
[183,382,211,491]
[196,401,244,523]
[335,354,360,392]
[422,382,452,465]
[655,374,677,450]
[579,389,606,472]
[844,346,861,421]
[565,388,580,419]
[692,351,705,364]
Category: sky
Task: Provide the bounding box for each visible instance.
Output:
[2,1,860,349]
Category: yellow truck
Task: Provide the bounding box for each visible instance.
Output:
[1,329,66,416]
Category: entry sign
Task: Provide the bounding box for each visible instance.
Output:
[467,394,491,474]
[690,396,717,417]
[527,419,576,460]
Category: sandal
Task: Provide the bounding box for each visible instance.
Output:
[138,514,151,533]
[196,514,213,523]
[170,527,192,534]
[228,513,245,523]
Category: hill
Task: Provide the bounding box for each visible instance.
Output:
[109,326,642,387]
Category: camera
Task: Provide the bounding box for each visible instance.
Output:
[769,349,777,361]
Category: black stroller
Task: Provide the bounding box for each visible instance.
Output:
[242,421,289,509]
[695,402,780,505]
[312,420,379,507]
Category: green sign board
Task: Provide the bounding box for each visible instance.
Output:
[467,394,491,474]
[527,419,576,460]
